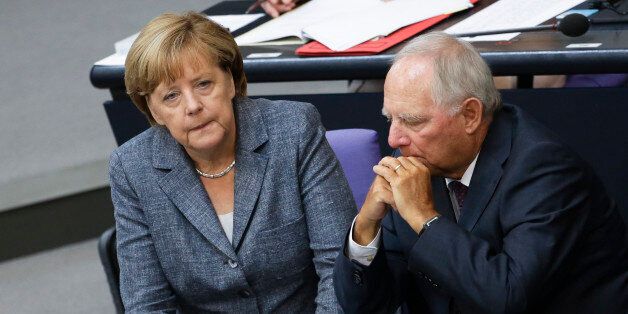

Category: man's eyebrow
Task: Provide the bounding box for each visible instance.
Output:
[399,113,427,123]
[382,108,427,123]
[381,108,390,117]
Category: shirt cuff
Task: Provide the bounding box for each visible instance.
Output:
[345,216,381,266]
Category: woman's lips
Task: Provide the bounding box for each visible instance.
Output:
[190,121,210,131]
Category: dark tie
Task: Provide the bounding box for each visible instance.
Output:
[448,181,468,209]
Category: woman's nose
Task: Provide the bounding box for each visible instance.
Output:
[184,92,202,115]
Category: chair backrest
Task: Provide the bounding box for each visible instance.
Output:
[97,227,123,314]
[326,129,381,209]
[564,74,628,88]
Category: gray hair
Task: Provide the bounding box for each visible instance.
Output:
[393,32,501,116]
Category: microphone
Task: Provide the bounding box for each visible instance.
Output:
[451,13,590,38]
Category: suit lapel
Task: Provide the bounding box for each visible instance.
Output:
[231,99,269,250]
[458,109,512,231]
[232,151,268,250]
[152,126,237,260]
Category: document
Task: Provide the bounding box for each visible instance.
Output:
[305,0,472,51]
[236,0,472,51]
[236,0,376,46]
[445,0,587,41]
[98,13,265,66]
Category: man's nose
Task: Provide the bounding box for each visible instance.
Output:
[388,123,410,148]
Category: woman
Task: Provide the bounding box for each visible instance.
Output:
[110,11,356,313]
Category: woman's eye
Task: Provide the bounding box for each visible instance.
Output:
[163,92,178,102]
[197,80,211,88]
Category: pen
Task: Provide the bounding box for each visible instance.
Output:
[245,0,265,14]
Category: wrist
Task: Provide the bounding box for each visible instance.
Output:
[407,209,439,235]
[353,213,381,246]
[417,214,441,237]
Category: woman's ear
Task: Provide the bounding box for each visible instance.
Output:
[226,69,236,100]
[146,96,165,125]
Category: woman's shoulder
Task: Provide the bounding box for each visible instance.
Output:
[110,126,162,163]
[244,97,321,131]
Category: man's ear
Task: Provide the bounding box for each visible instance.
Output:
[460,97,483,134]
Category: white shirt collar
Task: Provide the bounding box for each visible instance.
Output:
[445,153,479,188]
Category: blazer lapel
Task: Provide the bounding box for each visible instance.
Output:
[458,109,512,231]
[231,99,269,250]
[152,126,237,260]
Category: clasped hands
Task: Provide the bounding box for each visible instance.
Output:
[353,156,439,245]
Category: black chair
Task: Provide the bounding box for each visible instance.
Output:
[97,227,123,314]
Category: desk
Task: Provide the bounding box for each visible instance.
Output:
[91,0,628,90]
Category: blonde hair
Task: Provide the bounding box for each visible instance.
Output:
[125,11,247,124]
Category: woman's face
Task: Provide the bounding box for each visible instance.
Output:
[147,55,236,157]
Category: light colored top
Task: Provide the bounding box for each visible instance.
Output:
[347,154,479,266]
[217,211,234,244]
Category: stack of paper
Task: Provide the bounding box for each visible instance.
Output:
[445,0,587,41]
[95,14,264,67]
[236,0,472,51]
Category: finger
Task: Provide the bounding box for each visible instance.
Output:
[380,194,396,208]
[373,175,393,191]
[261,2,280,17]
[379,156,403,172]
[371,181,396,206]
[268,0,280,4]
[397,157,415,172]
[373,164,396,183]
[405,156,425,168]
[274,4,294,12]
[281,0,293,4]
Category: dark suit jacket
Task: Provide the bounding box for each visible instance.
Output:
[110,98,356,313]
[334,104,628,314]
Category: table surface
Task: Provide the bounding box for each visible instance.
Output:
[91,0,628,88]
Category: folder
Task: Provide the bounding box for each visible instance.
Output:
[296,14,449,56]
[295,0,478,57]
[238,0,473,51]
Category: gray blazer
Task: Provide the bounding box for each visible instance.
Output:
[110,98,357,313]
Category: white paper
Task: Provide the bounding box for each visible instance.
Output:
[246,52,282,58]
[236,0,381,46]
[566,43,601,48]
[304,0,472,51]
[115,33,139,56]
[445,0,587,41]
[114,14,264,55]
[211,13,264,32]
[94,53,127,66]
[97,14,264,67]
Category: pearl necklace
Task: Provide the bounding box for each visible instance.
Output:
[195,160,236,179]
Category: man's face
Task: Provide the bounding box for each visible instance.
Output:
[383,57,472,178]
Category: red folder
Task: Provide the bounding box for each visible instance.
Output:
[295,1,477,56]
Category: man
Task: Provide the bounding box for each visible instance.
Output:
[334,32,628,314]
